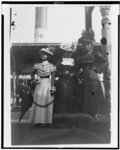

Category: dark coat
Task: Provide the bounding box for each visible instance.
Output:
[54,61,83,113]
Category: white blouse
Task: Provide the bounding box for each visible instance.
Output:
[61,58,74,66]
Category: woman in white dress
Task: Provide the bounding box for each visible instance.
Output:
[29,48,56,126]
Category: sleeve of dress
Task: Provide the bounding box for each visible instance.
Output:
[56,61,63,77]
[50,64,56,91]
[94,56,108,73]
[31,64,38,79]
[33,63,39,70]
[50,64,56,72]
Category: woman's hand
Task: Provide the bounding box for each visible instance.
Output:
[50,90,55,96]
[50,86,56,95]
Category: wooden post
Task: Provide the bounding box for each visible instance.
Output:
[85,6,94,30]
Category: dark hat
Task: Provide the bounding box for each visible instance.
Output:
[78,29,95,44]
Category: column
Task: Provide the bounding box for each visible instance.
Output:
[85,6,94,30]
[100,6,111,110]
[34,7,47,42]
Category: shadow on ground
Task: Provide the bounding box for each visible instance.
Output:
[11,114,110,145]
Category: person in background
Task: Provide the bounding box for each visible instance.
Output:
[29,47,56,127]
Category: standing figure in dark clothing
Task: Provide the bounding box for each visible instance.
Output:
[75,29,108,118]
[54,44,81,113]
[81,64,105,117]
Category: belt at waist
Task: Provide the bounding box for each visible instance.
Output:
[40,75,50,78]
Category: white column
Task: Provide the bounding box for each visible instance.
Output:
[100,6,111,106]
[100,6,111,63]
[34,7,47,42]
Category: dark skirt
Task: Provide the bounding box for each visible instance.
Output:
[54,77,84,113]
[83,78,105,117]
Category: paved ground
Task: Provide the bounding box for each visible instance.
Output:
[11,111,110,146]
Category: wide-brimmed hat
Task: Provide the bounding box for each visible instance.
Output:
[78,29,95,44]
[60,43,74,52]
[40,48,53,55]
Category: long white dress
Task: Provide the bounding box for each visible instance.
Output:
[29,61,56,124]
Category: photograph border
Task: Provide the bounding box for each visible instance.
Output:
[1,1,119,149]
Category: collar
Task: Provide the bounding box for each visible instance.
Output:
[42,60,49,65]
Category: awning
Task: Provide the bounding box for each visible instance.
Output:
[21,65,34,74]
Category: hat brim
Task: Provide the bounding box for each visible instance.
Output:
[78,37,95,44]
[40,48,53,55]
[60,48,73,52]
[85,39,95,43]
